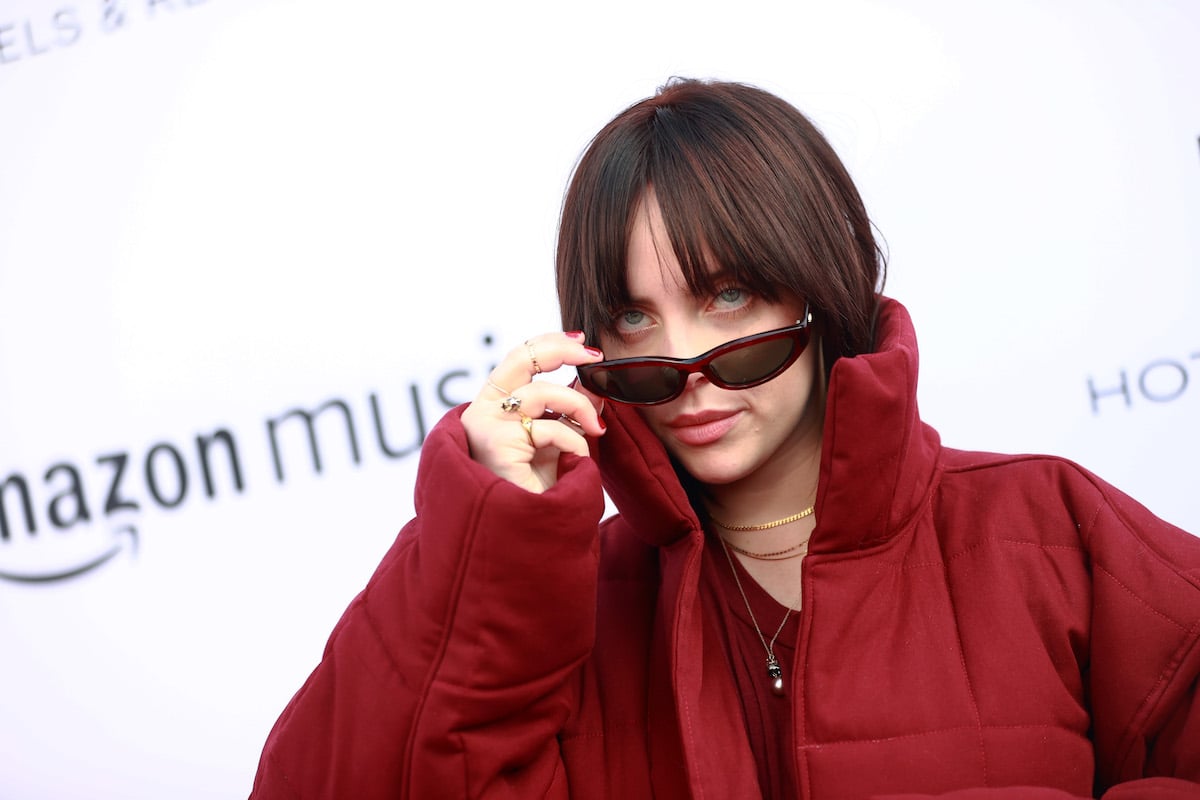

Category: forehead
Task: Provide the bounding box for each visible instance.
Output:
[625,193,717,302]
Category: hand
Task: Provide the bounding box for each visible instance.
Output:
[461,331,607,494]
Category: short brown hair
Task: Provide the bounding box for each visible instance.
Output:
[555,78,885,371]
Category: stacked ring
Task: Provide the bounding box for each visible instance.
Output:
[525,341,542,375]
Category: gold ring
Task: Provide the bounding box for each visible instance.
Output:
[519,413,535,447]
[525,340,542,375]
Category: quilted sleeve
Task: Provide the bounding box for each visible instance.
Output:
[249,408,607,799]
[1081,479,1200,795]
[1080,474,1200,796]
[876,471,1200,800]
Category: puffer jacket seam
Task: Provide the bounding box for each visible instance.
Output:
[360,537,418,672]
[1093,562,1192,633]
[941,542,991,786]
[794,721,1084,749]
[399,479,503,800]
[1114,622,1200,781]
[953,459,1198,592]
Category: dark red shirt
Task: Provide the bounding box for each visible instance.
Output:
[703,532,801,800]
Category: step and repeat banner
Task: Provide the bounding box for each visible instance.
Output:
[1,1,1196,797]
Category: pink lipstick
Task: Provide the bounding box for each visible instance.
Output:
[667,410,741,447]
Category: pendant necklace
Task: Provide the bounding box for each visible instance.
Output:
[719,536,802,697]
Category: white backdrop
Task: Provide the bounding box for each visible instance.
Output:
[0,1,1196,797]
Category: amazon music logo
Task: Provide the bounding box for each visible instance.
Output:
[0,335,502,584]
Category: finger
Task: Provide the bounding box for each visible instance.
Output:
[570,377,606,419]
[526,417,591,459]
[544,410,587,438]
[491,332,603,392]
[490,381,606,436]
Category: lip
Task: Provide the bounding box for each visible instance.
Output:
[666,409,741,447]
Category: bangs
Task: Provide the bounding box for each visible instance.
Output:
[647,100,796,309]
[585,104,797,334]
[592,188,787,334]
[557,79,882,363]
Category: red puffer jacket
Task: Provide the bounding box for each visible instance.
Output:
[250,298,1200,799]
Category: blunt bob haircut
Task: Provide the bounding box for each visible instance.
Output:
[556,78,885,373]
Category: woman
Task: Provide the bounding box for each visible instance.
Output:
[250,80,1200,799]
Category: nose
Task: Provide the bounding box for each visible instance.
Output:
[683,370,708,392]
[659,323,717,361]
[659,327,718,390]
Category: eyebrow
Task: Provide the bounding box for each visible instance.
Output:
[681,266,737,296]
[621,267,740,309]
[703,267,736,283]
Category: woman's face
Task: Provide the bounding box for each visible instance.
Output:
[598,195,824,489]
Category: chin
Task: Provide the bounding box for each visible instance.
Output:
[669,448,758,487]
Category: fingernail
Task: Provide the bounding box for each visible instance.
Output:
[565,330,585,340]
[584,346,602,357]
[597,416,607,432]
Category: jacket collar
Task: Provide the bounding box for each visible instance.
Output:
[593,297,941,553]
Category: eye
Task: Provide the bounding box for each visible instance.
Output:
[713,286,751,310]
[612,308,651,335]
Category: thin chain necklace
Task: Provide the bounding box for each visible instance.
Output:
[719,537,801,696]
[709,504,814,532]
[722,536,811,561]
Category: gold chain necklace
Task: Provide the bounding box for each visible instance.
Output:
[720,538,800,696]
[709,504,814,532]
[722,536,811,561]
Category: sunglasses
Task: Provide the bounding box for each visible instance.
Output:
[577,307,812,405]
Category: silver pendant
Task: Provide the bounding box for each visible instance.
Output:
[767,656,785,696]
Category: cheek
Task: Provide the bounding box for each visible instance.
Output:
[761,351,820,410]
[634,403,673,433]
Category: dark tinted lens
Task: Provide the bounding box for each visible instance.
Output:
[709,337,796,385]
[598,364,684,403]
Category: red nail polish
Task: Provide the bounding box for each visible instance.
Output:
[565,330,585,340]
[584,346,602,357]
[597,417,607,431]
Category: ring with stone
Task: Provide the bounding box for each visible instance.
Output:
[488,380,522,413]
[518,413,536,446]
